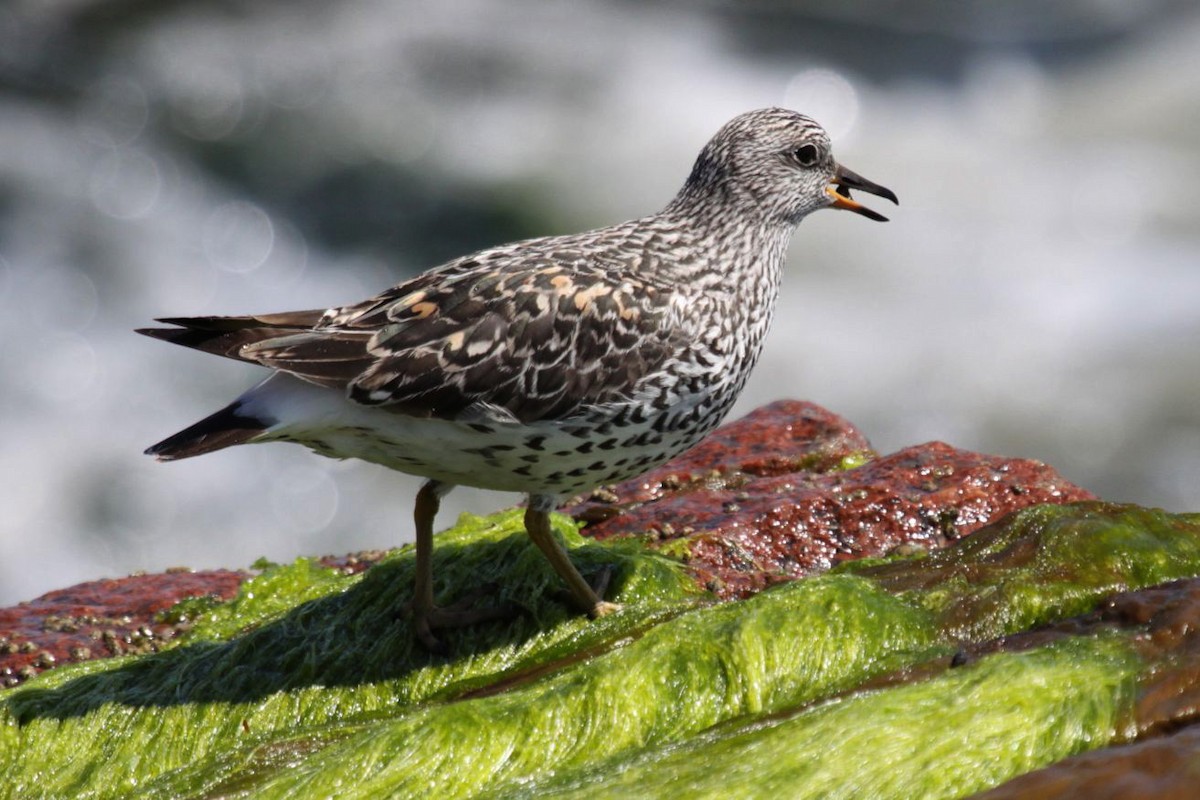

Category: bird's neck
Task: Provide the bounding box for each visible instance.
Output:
[655,196,796,295]
[643,201,793,398]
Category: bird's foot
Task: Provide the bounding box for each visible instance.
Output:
[407,586,518,654]
[407,568,621,653]
[590,600,622,618]
[558,564,623,618]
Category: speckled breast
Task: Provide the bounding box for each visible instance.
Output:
[277,378,742,499]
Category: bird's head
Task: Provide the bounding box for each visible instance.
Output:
[675,107,898,226]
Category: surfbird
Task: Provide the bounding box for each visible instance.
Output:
[140,107,897,649]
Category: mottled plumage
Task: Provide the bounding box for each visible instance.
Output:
[140,108,897,649]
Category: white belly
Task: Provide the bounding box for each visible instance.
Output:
[239,374,721,497]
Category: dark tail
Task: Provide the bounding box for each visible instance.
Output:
[136,310,327,363]
[146,400,271,461]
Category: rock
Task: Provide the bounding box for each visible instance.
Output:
[0,570,244,688]
[569,400,1094,598]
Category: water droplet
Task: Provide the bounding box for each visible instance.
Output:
[170,68,246,141]
[270,463,339,534]
[33,332,99,408]
[784,69,860,141]
[78,77,150,147]
[27,266,98,332]
[89,149,162,220]
[203,201,275,273]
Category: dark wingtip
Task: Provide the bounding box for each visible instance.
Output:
[153,317,204,327]
[144,441,181,461]
[145,401,269,461]
[136,325,201,345]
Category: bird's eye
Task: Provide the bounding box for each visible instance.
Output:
[793,144,819,167]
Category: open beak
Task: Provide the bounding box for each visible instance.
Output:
[826,163,899,222]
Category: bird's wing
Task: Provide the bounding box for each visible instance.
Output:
[149,249,684,423]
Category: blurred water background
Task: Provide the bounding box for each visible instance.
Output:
[2,0,1198,605]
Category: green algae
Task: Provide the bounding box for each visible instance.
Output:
[846,502,1200,642]
[835,450,874,471]
[0,511,699,799]
[158,556,348,641]
[2,501,1199,799]
[531,635,1142,799]
[164,575,939,799]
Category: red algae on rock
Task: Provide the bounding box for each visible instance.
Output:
[974,725,1200,800]
[571,402,1093,598]
[0,570,245,687]
[568,400,875,517]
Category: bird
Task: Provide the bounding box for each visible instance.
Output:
[139,107,897,650]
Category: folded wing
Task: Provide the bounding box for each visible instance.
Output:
[139,257,680,423]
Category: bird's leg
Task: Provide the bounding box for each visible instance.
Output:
[523,504,622,618]
[410,480,513,652]
[410,479,442,646]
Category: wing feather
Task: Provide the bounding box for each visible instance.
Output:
[142,240,684,423]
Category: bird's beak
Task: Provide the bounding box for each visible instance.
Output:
[826,163,899,222]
